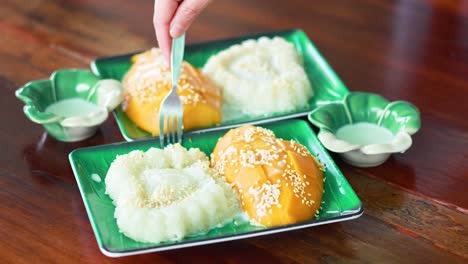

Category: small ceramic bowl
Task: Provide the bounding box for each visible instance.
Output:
[308,92,421,167]
[16,69,123,142]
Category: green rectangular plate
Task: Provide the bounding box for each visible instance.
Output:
[91,29,350,141]
[69,119,362,257]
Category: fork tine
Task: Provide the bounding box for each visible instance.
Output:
[171,116,177,144]
[168,114,172,145]
[159,113,165,148]
[164,115,171,145]
[177,114,183,143]
[170,115,175,145]
[166,114,172,146]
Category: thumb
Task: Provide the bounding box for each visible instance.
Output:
[170,0,211,38]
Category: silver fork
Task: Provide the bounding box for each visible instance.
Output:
[159,34,185,147]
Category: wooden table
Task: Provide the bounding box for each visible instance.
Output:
[1,0,467,263]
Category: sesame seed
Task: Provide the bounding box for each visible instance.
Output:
[248,182,281,218]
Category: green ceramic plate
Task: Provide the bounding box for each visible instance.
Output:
[69,119,362,257]
[91,29,350,141]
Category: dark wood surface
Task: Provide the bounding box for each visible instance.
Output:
[1,0,467,263]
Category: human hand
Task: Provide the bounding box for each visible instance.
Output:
[153,0,211,65]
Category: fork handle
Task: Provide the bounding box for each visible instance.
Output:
[171,34,186,88]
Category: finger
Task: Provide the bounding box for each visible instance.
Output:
[169,0,211,38]
[154,0,181,65]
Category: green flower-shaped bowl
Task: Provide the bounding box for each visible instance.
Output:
[16,69,124,142]
[308,92,421,167]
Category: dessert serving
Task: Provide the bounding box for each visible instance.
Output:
[122,48,222,135]
[91,30,350,141]
[105,144,240,243]
[211,125,325,227]
[203,37,313,116]
[104,124,325,243]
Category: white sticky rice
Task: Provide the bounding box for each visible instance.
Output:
[105,144,240,243]
[203,37,313,115]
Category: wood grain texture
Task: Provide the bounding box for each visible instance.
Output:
[0,0,467,263]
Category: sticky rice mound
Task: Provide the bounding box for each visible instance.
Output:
[105,144,240,243]
[203,37,313,115]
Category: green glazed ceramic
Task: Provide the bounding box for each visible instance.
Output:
[69,119,362,257]
[16,69,124,142]
[91,29,350,141]
[308,92,421,167]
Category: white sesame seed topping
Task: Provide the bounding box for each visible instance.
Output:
[248,182,281,219]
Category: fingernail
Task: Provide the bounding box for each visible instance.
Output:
[169,25,182,38]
